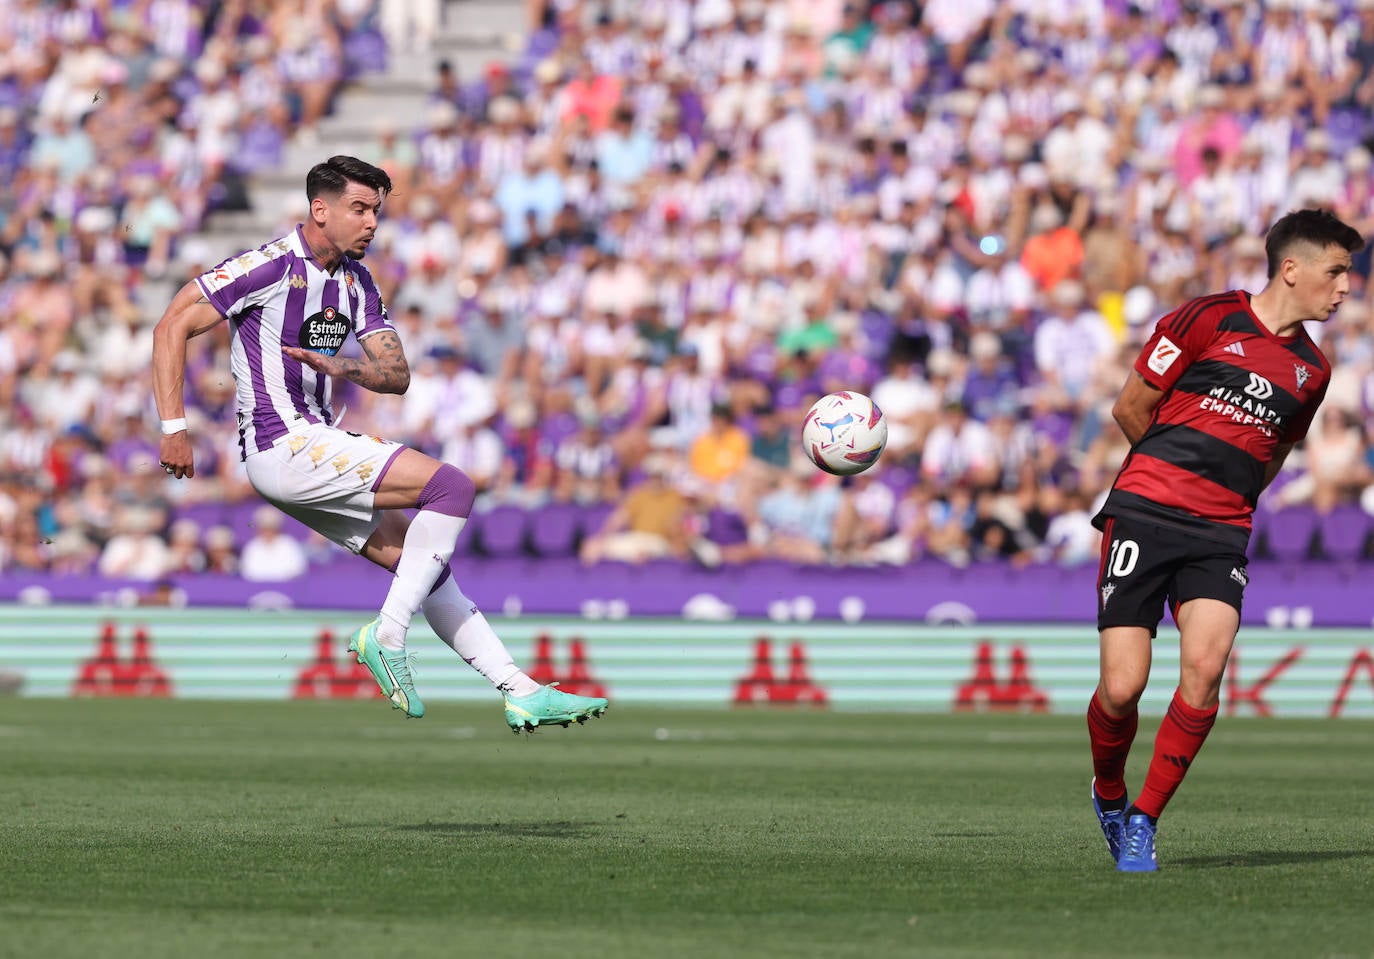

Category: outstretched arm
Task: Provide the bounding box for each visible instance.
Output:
[282,329,411,395]
[152,280,229,479]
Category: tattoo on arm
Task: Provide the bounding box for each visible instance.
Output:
[334,331,411,394]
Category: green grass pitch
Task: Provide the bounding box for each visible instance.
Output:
[1,698,1370,959]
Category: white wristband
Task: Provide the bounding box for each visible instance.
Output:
[160,418,189,435]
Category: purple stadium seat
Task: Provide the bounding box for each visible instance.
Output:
[705,508,749,546]
[1263,506,1318,563]
[476,504,528,558]
[528,502,583,558]
[175,502,228,531]
[579,502,617,541]
[1316,505,1370,562]
[453,510,478,557]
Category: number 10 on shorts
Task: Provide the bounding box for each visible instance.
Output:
[1107,538,1139,578]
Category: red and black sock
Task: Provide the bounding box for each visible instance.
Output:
[1134,688,1218,820]
[1087,692,1137,806]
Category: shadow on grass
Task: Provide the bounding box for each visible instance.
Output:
[389,820,598,838]
[1175,848,1374,868]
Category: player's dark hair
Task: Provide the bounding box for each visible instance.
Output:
[305,156,393,202]
[1264,208,1365,278]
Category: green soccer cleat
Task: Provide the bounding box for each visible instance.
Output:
[503,683,608,733]
[347,618,425,718]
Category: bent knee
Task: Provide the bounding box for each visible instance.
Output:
[417,463,476,517]
[1097,676,1145,713]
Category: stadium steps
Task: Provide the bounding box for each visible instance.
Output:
[194,0,525,262]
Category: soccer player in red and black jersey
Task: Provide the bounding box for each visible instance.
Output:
[1086,209,1365,872]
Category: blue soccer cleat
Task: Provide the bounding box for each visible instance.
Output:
[1091,778,1129,863]
[1117,813,1159,873]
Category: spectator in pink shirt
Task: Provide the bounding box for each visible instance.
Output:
[1171,84,1244,187]
[559,56,623,134]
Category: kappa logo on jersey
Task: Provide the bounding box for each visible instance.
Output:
[289,274,307,289]
[1224,341,1246,357]
[1147,336,1182,375]
[1244,372,1273,400]
[1294,363,1311,392]
[299,306,350,356]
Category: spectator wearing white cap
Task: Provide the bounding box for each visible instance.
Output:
[10,251,76,375]
[120,173,183,274]
[1221,234,1271,303]
[1165,2,1220,85]
[1229,136,1279,238]
[1252,2,1307,91]
[475,96,529,188]
[1304,2,1357,125]
[163,517,207,574]
[867,1,927,89]
[1335,146,1374,261]
[869,353,940,461]
[1288,128,1345,209]
[239,506,308,583]
[1033,279,1117,410]
[1080,193,1145,312]
[28,112,95,184]
[98,507,170,581]
[921,397,1000,491]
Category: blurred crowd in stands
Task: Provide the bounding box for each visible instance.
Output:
[6,0,1374,582]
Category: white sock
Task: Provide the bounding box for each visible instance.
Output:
[376,613,407,650]
[379,511,465,646]
[422,574,539,695]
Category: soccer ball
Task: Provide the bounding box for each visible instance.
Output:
[801,391,888,476]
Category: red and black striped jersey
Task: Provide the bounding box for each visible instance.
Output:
[1096,290,1330,548]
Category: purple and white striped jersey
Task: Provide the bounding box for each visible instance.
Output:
[195,226,396,459]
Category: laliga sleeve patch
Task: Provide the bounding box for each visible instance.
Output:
[201,248,272,293]
[1147,335,1182,376]
[201,265,236,293]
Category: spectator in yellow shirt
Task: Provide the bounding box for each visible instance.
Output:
[689,403,752,490]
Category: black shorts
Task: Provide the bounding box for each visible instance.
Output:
[1095,514,1249,635]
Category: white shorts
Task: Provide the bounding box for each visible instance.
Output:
[244,423,406,553]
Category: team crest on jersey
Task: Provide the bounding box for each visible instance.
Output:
[344,272,355,290]
[1294,363,1311,391]
[299,306,350,356]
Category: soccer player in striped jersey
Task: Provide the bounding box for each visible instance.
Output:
[152,156,608,733]
[1086,208,1363,871]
